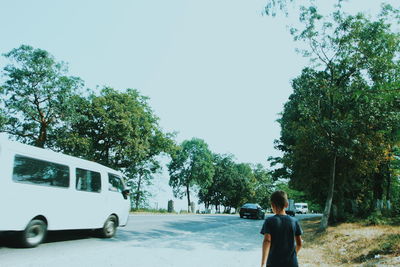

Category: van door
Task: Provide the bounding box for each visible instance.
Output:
[107,173,130,226]
[73,167,105,229]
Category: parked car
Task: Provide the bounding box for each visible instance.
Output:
[239,203,265,220]
[295,203,309,214]
[285,208,296,216]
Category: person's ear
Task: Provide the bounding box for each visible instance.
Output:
[284,202,289,208]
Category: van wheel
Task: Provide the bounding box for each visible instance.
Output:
[99,215,117,238]
[21,219,47,248]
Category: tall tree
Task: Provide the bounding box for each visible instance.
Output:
[222,162,255,211]
[1,45,83,148]
[198,154,228,210]
[274,6,400,231]
[168,138,214,212]
[56,87,175,209]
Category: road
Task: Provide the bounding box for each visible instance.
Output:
[0,213,321,267]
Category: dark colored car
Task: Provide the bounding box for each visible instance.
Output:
[285,208,295,217]
[239,203,265,220]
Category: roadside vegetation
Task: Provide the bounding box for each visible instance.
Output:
[299,217,400,266]
[268,2,400,231]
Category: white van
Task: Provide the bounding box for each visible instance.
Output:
[0,139,130,247]
[295,203,308,214]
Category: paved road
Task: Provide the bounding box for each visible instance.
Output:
[0,213,321,267]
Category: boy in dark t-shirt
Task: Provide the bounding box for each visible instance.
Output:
[260,191,303,267]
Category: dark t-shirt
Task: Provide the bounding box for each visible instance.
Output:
[260,215,302,267]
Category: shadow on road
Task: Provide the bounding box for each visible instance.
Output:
[105,215,266,252]
[0,230,95,248]
[0,215,321,250]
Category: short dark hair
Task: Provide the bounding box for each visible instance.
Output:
[270,190,288,210]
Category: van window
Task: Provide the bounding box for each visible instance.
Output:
[13,155,69,188]
[76,168,101,193]
[108,173,124,192]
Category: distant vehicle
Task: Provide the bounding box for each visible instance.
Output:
[0,139,131,248]
[239,203,265,220]
[285,199,296,217]
[295,203,308,214]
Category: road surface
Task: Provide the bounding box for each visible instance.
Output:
[0,213,321,267]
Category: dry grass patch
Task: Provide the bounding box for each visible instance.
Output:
[297,218,400,266]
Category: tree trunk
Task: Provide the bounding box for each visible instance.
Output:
[350,199,358,214]
[318,154,337,232]
[35,122,47,148]
[373,167,384,213]
[186,184,191,212]
[135,176,142,210]
[386,162,391,210]
[386,200,391,210]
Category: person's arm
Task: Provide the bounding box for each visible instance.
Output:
[261,233,271,267]
[295,235,302,254]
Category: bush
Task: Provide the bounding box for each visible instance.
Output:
[364,211,386,226]
[363,211,400,226]
[131,208,168,213]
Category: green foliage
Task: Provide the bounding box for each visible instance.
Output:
[364,211,387,226]
[132,208,169,214]
[273,5,400,227]
[252,164,274,208]
[0,107,6,131]
[1,45,83,147]
[198,154,274,211]
[198,154,236,210]
[264,0,295,17]
[56,87,170,167]
[168,138,215,211]
[56,87,175,209]
[223,162,255,210]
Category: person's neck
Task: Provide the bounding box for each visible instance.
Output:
[275,209,286,215]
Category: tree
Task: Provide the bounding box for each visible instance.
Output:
[198,156,273,213]
[198,154,241,212]
[1,45,83,148]
[168,138,214,212]
[252,164,274,209]
[56,87,175,209]
[126,130,175,210]
[198,154,231,211]
[274,6,400,231]
[222,162,255,211]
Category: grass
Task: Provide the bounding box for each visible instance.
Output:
[130,208,196,214]
[298,217,400,266]
[131,208,170,214]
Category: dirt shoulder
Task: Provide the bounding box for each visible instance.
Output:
[298,217,400,266]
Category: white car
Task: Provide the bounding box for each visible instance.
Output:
[295,203,308,214]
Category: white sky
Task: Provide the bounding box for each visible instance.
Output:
[0,0,397,210]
